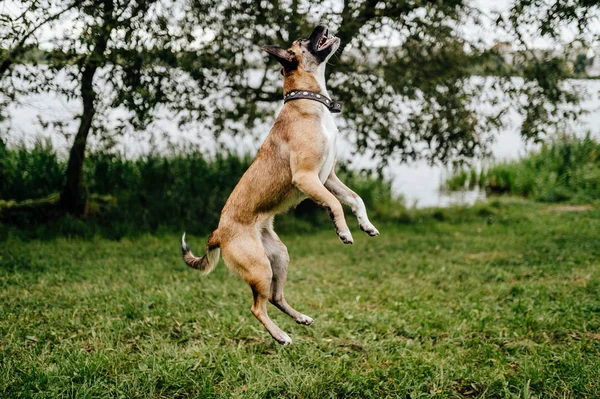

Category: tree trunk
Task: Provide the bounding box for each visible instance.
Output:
[59,67,97,214]
[59,0,113,214]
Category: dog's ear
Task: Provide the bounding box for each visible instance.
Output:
[261,45,298,71]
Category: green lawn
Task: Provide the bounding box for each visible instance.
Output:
[1,200,599,398]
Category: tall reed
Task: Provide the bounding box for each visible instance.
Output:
[444,134,600,203]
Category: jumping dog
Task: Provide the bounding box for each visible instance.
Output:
[182,24,379,345]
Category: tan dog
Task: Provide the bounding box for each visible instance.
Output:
[182,24,379,345]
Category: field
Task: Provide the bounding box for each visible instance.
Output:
[1,200,599,398]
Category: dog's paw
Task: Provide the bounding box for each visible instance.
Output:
[360,223,380,237]
[296,314,314,326]
[274,330,293,346]
[338,230,354,244]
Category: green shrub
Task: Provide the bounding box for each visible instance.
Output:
[443,134,600,203]
[0,139,64,201]
[0,140,404,237]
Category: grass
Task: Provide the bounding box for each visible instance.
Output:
[444,134,600,204]
[1,200,599,398]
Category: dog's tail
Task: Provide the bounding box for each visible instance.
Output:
[181,230,221,275]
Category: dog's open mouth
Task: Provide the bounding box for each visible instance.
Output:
[309,25,338,55]
[316,28,336,51]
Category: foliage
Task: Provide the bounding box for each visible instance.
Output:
[1,0,223,213]
[444,134,600,203]
[1,0,213,125]
[1,201,599,397]
[0,139,63,201]
[189,0,600,165]
[574,53,588,75]
[0,141,402,238]
[2,0,600,167]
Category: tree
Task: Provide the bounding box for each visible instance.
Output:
[186,0,599,165]
[1,0,599,213]
[0,2,80,77]
[1,0,218,213]
[59,0,114,214]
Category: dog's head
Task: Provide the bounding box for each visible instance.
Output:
[261,23,340,82]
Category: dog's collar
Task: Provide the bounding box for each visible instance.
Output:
[283,90,343,113]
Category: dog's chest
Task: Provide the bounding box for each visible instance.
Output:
[318,109,338,183]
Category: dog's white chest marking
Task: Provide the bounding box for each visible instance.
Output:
[319,108,337,183]
[315,63,337,183]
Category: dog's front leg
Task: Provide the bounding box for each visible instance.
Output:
[325,171,380,237]
[292,171,353,244]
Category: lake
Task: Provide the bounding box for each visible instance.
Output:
[2,69,599,208]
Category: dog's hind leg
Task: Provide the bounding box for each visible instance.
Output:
[261,222,314,326]
[221,231,293,345]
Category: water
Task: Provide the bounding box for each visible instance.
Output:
[392,79,600,207]
[2,68,600,208]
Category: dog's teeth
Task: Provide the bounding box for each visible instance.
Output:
[318,36,326,49]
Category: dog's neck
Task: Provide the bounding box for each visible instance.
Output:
[283,65,329,98]
[314,63,329,98]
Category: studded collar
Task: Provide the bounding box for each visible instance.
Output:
[283,90,343,113]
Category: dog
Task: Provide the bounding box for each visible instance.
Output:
[181,24,379,345]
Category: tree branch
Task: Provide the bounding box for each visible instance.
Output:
[0,1,82,77]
